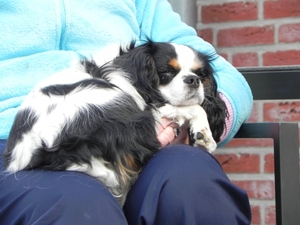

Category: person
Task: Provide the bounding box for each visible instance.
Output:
[0,0,253,224]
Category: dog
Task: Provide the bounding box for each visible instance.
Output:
[3,41,227,206]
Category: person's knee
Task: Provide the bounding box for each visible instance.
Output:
[125,145,251,225]
[150,144,224,182]
[153,145,251,224]
[0,170,127,225]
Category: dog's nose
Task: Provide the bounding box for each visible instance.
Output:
[183,75,200,88]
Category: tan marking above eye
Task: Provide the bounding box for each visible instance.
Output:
[193,61,203,71]
[168,58,180,70]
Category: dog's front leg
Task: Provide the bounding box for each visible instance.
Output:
[158,104,217,152]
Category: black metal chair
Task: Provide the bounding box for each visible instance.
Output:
[236,66,300,225]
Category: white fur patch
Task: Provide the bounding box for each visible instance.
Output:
[66,158,128,205]
[171,43,202,70]
[67,158,119,190]
[105,71,146,110]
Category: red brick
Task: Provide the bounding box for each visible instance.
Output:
[217,25,274,47]
[263,101,300,122]
[265,205,276,224]
[232,180,275,199]
[197,28,213,44]
[264,0,300,19]
[214,153,260,173]
[279,23,300,43]
[251,205,261,225]
[224,138,273,148]
[263,50,300,66]
[264,153,274,173]
[248,102,259,123]
[233,52,258,67]
[202,2,258,23]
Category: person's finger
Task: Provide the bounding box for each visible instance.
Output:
[157,126,176,147]
[156,118,178,135]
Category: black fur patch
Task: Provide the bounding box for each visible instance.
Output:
[41,79,117,96]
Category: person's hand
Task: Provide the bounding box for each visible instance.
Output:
[156,118,189,147]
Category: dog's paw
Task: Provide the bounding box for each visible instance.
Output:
[190,127,217,153]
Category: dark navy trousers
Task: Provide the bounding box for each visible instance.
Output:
[0,140,251,225]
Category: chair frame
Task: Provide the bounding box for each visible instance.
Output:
[236,66,300,225]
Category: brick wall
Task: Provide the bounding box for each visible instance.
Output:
[196,1,300,225]
[197,0,300,67]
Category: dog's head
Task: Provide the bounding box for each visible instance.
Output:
[113,41,227,142]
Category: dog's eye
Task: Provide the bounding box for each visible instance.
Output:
[194,68,207,80]
[158,68,176,84]
[159,69,172,75]
[194,68,204,76]
[159,72,170,82]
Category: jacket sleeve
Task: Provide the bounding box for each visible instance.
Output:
[135,0,253,146]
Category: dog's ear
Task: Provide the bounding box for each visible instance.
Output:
[113,41,165,104]
[196,53,228,143]
[202,93,227,143]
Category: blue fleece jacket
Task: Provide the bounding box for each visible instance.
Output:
[0,0,252,146]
